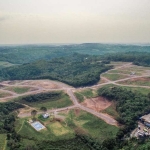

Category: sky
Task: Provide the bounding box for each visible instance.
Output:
[0,0,150,44]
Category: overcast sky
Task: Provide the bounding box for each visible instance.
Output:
[0,0,150,44]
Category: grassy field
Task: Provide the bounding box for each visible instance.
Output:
[101,103,119,119]
[5,86,31,94]
[15,109,119,143]
[16,117,75,141]
[67,110,119,141]
[101,84,150,95]
[0,91,12,98]
[74,89,98,103]
[74,92,84,103]
[102,73,129,81]
[118,77,150,86]
[0,134,6,150]
[15,91,73,109]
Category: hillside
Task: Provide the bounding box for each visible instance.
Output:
[0,54,111,87]
[0,43,150,64]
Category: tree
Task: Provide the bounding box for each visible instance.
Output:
[31,110,37,120]
[148,93,150,99]
[40,107,47,113]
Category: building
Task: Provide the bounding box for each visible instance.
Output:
[42,113,50,119]
[140,114,150,127]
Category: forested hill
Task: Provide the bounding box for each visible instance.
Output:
[104,52,150,66]
[0,54,111,87]
[0,43,150,64]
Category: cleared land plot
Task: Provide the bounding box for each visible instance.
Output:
[0,134,6,150]
[0,91,12,98]
[22,80,71,89]
[108,69,142,75]
[48,122,73,136]
[100,84,150,95]
[5,86,31,94]
[118,77,150,86]
[68,109,119,141]
[74,89,98,103]
[81,97,112,112]
[101,103,119,119]
[102,73,129,81]
[15,91,73,109]
[106,61,129,68]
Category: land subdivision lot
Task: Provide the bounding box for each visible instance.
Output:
[118,77,150,86]
[5,86,31,94]
[0,91,12,98]
[102,73,130,81]
[81,97,112,112]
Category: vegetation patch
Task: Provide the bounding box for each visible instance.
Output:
[0,54,112,87]
[98,86,150,137]
[118,77,150,86]
[0,134,6,150]
[101,103,119,119]
[49,122,72,136]
[74,89,98,103]
[66,110,119,141]
[102,73,129,81]
[74,92,84,103]
[16,91,73,109]
[0,91,12,98]
[5,86,31,94]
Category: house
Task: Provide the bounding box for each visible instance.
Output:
[140,114,150,127]
[42,113,50,119]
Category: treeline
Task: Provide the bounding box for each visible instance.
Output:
[0,54,112,87]
[0,44,150,64]
[20,92,62,103]
[0,102,24,149]
[98,87,150,137]
[0,102,24,133]
[104,52,150,66]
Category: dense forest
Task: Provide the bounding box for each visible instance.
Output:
[0,44,150,64]
[104,52,150,66]
[0,54,111,87]
[98,87,150,138]
[0,102,24,149]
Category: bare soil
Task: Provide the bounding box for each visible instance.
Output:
[81,97,112,112]
[22,80,59,89]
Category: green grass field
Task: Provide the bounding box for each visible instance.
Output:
[101,103,119,119]
[102,73,129,81]
[0,91,12,98]
[100,84,150,95]
[5,86,31,94]
[118,77,150,86]
[15,109,119,143]
[66,110,119,141]
[0,134,6,150]
[16,118,75,141]
[74,89,98,103]
[15,91,73,109]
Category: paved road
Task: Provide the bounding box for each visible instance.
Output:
[0,62,150,126]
